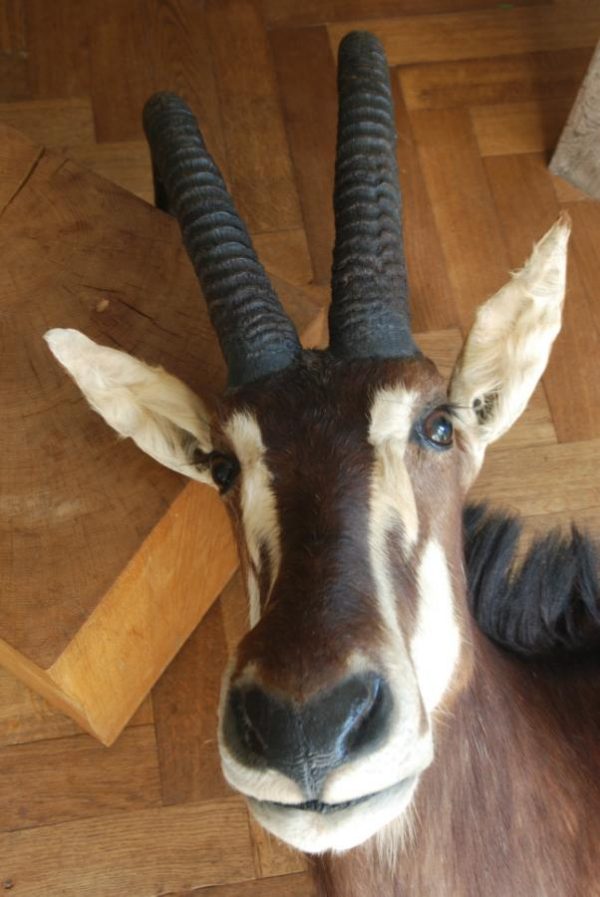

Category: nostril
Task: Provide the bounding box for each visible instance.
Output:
[344,675,386,756]
[229,687,275,760]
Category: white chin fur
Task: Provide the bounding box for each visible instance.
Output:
[247,774,420,854]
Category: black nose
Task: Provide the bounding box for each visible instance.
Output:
[224,672,393,798]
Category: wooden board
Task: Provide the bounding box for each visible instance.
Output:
[328,5,600,66]
[0,797,255,897]
[0,124,326,745]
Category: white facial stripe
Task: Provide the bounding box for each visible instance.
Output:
[411,539,461,713]
[369,387,419,550]
[246,568,261,629]
[224,411,281,619]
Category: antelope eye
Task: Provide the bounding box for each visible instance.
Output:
[209,453,240,493]
[420,408,454,449]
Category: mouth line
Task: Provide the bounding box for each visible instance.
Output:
[256,774,416,816]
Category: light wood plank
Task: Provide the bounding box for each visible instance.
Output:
[47,483,237,747]
[0,668,153,749]
[269,26,337,285]
[485,152,600,442]
[410,107,509,327]
[0,726,160,832]
[0,798,255,897]
[206,0,302,234]
[400,48,591,111]
[472,98,573,156]
[153,600,230,805]
[328,6,600,66]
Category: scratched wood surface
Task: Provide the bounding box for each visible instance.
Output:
[1,0,599,894]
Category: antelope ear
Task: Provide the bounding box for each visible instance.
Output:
[44,328,217,487]
[449,214,571,469]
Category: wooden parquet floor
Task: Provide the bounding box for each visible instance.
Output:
[1,1,599,894]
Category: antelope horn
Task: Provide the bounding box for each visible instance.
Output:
[329,32,417,360]
[143,92,302,387]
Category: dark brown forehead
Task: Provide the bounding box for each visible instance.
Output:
[218,350,446,440]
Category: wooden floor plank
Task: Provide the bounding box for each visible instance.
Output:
[0,55,30,102]
[400,48,591,111]
[270,26,337,285]
[553,173,593,204]
[485,152,600,442]
[63,141,153,203]
[394,78,459,332]
[166,871,318,897]
[328,6,600,66]
[471,439,600,516]
[91,0,226,171]
[152,600,230,806]
[254,228,314,287]
[24,0,93,99]
[0,798,255,897]
[0,726,160,832]
[259,0,547,28]
[471,97,573,157]
[410,107,510,328]
[0,670,153,749]
[205,0,302,234]
[219,572,250,659]
[564,201,600,337]
[0,0,26,54]
[0,98,94,147]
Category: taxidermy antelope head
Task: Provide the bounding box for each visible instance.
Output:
[46,32,570,854]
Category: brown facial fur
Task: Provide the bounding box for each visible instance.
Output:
[214,350,465,702]
[317,626,600,897]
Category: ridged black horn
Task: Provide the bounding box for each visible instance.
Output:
[143,92,301,387]
[329,32,417,359]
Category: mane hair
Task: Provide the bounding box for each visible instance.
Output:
[464,503,600,656]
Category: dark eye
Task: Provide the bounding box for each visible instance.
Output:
[209,453,240,493]
[420,408,454,449]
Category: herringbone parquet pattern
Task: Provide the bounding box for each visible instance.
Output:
[1,1,599,894]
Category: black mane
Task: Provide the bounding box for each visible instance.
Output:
[464,503,600,657]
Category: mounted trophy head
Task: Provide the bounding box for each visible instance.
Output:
[46,31,570,854]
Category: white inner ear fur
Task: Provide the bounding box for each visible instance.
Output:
[44,328,215,484]
[449,214,571,466]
